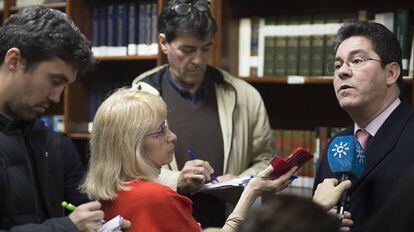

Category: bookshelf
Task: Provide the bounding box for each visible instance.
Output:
[215,0,414,192]
[0,0,413,171]
[243,76,413,85]
[217,0,414,130]
[96,55,158,61]
[62,0,221,135]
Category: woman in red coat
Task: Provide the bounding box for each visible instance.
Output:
[81,89,297,232]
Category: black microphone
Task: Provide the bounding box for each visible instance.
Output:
[327,135,366,221]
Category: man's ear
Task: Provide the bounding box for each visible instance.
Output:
[4,48,23,72]
[386,62,401,86]
[159,33,168,55]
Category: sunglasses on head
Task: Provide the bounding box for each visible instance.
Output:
[171,0,211,16]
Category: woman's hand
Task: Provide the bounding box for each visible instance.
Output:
[222,165,299,232]
[246,165,299,198]
[313,178,352,210]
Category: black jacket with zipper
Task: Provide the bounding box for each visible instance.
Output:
[0,116,87,231]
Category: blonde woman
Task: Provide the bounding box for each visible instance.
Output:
[81,88,297,232]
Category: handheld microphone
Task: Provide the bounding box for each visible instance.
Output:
[327,135,366,221]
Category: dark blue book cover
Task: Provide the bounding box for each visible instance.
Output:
[116,3,128,55]
[144,2,152,46]
[138,1,148,54]
[150,1,158,54]
[107,4,117,55]
[91,7,100,56]
[99,6,108,55]
[128,1,138,55]
[92,7,100,47]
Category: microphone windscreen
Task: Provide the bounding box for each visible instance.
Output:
[327,136,366,178]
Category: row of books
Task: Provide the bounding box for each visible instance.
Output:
[40,114,64,132]
[91,1,158,57]
[273,127,344,188]
[374,10,414,77]
[239,10,413,78]
[88,78,133,132]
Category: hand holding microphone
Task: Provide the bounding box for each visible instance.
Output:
[313,178,352,210]
[326,136,366,221]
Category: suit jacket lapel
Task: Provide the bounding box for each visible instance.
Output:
[351,102,414,191]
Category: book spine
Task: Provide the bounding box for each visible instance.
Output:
[274,36,287,76]
[286,36,299,76]
[394,9,412,76]
[150,2,158,55]
[238,18,251,77]
[91,7,100,56]
[298,15,312,76]
[323,14,341,76]
[116,3,128,56]
[107,4,116,56]
[374,11,394,32]
[286,16,300,76]
[263,17,276,77]
[138,1,147,55]
[274,129,283,156]
[16,0,46,7]
[298,35,311,76]
[249,16,260,77]
[273,16,288,77]
[310,15,325,76]
[128,2,138,55]
[99,6,108,56]
[144,2,152,55]
[263,36,275,76]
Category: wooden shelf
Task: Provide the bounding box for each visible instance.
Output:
[241,76,333,84]
[240,76,413,85]
[96,55,158,61]
[67,133,90,140]
[403,76,413,84]
[10,2,66,12]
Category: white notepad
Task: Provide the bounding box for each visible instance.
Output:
[98,215,123,232]
[195,176,252,193]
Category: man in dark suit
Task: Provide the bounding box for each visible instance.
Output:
[362,164,414,232]
[313,21,414,232]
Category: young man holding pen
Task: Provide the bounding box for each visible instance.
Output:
[0,6,130,232]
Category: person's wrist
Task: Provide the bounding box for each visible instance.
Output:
[177,181,189,194]
[313,195,335,210]
[313,198,329,210]
[68,213,82,231]
[244,179,262,198]
[177,185,191,195]
[177,178,196,195]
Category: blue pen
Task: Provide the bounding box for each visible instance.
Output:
[187,149,220,183]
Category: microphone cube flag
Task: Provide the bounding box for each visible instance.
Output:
[327,136,366,178]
